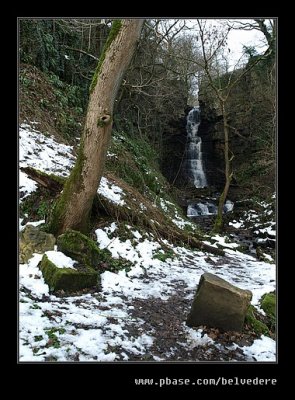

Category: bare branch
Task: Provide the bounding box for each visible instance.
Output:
[62,45,98,60]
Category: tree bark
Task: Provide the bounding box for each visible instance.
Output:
[20,167,64,193]
[214,103,232,232]
[48,19,144,235]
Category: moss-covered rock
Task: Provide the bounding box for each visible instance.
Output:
[20,225,56,263]
[260,292,276,319]
[39,254,97,292]
[244,305,270,336]
[57,230,111,270]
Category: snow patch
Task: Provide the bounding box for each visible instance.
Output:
[185,326,214,348]
[19,124,75,177]
[229,221,243,229]
[238,335,276,362]
[45,251,77,269]
[98,177,125,206]
[19,171,37,201]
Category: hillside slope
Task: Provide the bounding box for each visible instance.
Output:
[18,66,276,362]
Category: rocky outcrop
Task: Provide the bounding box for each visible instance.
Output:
[20,224,56,263]
[39,254,97,293]
[197,101,225,189]
[187,272,252,332]
[160,113,187,186]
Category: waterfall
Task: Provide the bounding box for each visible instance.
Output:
[187,199,234,217]
[185,107,207,188]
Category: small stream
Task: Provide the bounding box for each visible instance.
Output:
[186,197,275,258]
[181,107,275,259]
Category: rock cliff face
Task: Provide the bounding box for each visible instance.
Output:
[197,60,275,200]
[160,60,275,202]
[197,100,224,190]
[160,105,225,192]
[160,110,188,186]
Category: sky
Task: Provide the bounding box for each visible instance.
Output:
[185,18,269,68]
[226,21,269,65]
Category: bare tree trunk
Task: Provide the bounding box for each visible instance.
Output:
[214,102,233,232]
[48,19,144,235]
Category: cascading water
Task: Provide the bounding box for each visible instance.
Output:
[183,108,234,219]
[184,107,207,188]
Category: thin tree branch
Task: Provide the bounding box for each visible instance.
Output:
[62,45,98,60]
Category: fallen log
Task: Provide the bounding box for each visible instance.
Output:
[20,167,64,193]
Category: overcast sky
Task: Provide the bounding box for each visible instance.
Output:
[226,21,268,65]
[185,19,269,68]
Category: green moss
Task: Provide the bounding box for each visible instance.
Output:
[90,20,122,93]
[34,169,66,185]
[47,137,86,235]
[39,254,98,293]
[57,229,111,269]
[20,184,56,222]
[244,305,270,336]
[260,292,276,319]
[107,131,168,199]
[56,229,133,274]
[213,213,223,233]
[153,249,175,262]
[36,200,50,219]
[31,304,42,310]
[45,327,66,348]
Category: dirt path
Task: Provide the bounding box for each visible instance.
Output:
[100,256,257,362]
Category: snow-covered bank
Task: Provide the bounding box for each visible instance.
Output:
[19,124,126,206]
[19,225,275,361]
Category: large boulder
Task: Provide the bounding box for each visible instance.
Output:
[187,272,252,332]
[57,230,111,270]
[20,225,56,263]
[39,254,97,293]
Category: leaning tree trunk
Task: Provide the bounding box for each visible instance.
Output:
[48,19,144,235]
[214,103,233,233]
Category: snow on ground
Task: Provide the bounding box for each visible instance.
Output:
[19,123,126,205]
[237,335,276,362]
[19,124,276,362]
[229,221,243,229]
[19,219,45,232]
[185,327,214,348]
[19,123,75,177]
[97,177,125,206]
[19,223,276,362]
[228,200,275,238]
[210,234,240,249]
[19,170,37,200]
[159,198,196,230]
